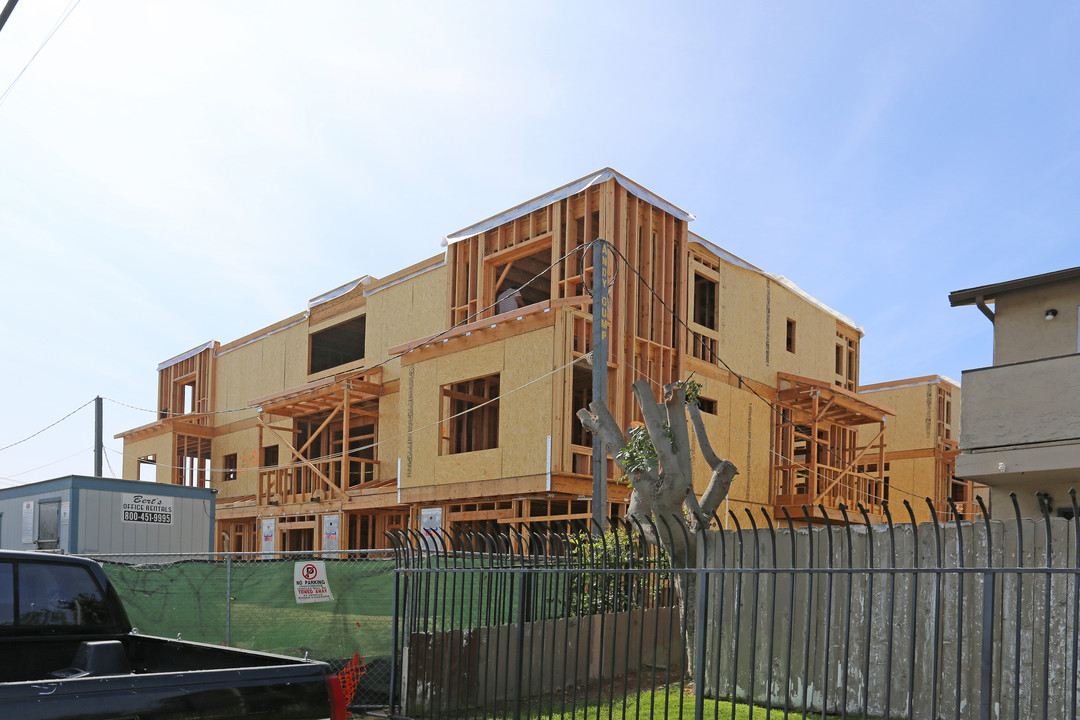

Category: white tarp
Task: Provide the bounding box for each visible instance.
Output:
[444,168,695,245]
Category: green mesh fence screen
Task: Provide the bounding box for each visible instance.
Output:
[93,551,396,707]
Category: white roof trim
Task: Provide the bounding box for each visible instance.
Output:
[764,273,861,333]
[365,259,446,297]
[445,168,695,245]
[688,234,859,332]
[689,235,761,273]
[215,316,308,359]
[308,276,373,309]
[862,375,962,393]
[157,341,216,372]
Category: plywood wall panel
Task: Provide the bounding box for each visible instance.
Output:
[501,329,555,478]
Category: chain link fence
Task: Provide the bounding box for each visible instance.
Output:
[89,550,395,709]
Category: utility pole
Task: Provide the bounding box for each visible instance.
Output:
[590,239,610,534]
[94,396,103,477]
[0,0,20,37]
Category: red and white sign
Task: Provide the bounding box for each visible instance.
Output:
[293,561,334,604]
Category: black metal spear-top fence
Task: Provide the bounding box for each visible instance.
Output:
[387,492,1080,720]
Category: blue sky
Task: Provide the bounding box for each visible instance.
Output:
[1,2,1078,486]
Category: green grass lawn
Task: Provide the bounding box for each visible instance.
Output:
[424,684,857,720]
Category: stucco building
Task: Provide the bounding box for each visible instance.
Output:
[950,266,1080,517]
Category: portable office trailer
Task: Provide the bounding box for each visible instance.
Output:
[0,476,215,554]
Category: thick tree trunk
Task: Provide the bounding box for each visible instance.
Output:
[577,379,738,677]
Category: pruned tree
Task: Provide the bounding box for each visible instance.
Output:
[576,378,738,670]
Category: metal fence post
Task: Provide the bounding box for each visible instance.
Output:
[977,496,994,720]
[514,565,526,720]
[694,562,707,720]
[225,553,232,647]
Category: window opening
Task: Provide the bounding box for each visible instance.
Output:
[262,445,279,467]
[223,453,238,481]
[697,397,718,415]
[693,272,718,330]
[786,319,796,353]
[174,435,211,487]
[441,374,500,455]
[137,454,157,483]
[309,315,367,374]
[491,245,553,314]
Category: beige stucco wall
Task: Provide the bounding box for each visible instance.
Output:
[961,353,1080,452]
[993,283,1080,365]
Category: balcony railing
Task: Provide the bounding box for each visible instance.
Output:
[259,458,380,506]
[960,352,1080,452]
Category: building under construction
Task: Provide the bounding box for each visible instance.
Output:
[118,169,968,551]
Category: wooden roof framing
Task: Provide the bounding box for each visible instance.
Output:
[776,373,896,426]
[251,369,383,418]
[773,373,895,524]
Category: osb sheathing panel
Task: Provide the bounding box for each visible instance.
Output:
[882,457,937,524]
[376,389,402,479]
[764,280,844,383]
[859,384,937,450]
[364,265,447,376]
[434,341,504,385]
[434,447,502,488]
[215,322,308,420]
[400,361,439,488]
[212,427,263,497]
[714,264,771,384]
[308,287,366,326]
[499,329,554,478]
[401,327,555,489]
[706,258,856,390]
[687,378,772,508]
[122,435,172,483]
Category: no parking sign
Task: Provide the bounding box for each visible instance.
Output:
[293,561,334,604]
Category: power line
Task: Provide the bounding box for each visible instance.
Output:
[603,240,929,504]
[0,445,93,486]
[0,0,81,109]
[105,353,594,477]
[0,398,94,453]
[625,349,928,505]
[105,242,595,420]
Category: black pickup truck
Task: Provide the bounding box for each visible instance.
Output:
[0,550,348,720]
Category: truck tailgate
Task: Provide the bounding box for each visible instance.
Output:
[0,662,335,720]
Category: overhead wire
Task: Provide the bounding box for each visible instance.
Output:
[625,350,916,506]
[98,234,919,506]
[0,445,94,486]
[604,239,928,504]
[0,0,81,109]
[0,398,95,453]
[107,241,596,420]
[105,352,594,477]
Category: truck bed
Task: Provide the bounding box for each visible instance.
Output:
[0,634,336,720]
[1,550,345,720]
